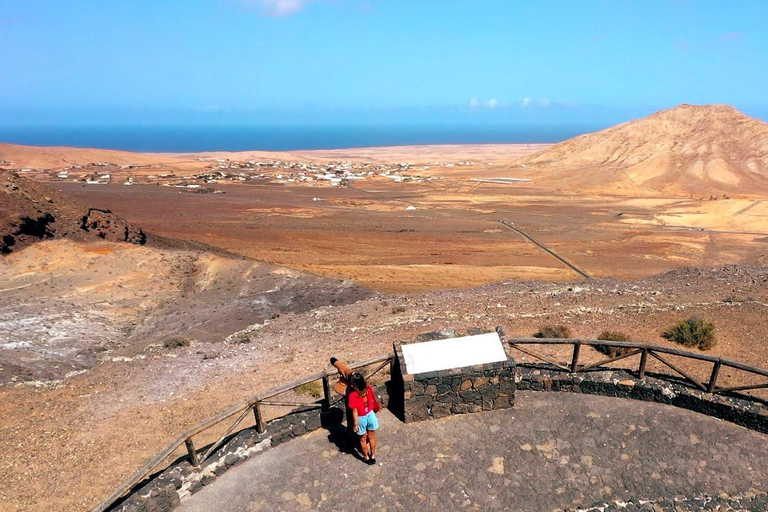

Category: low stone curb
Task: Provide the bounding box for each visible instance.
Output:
[581,490,768,511]
[112,407,326,512]
[517,364,768,434]
[109,366,768,512]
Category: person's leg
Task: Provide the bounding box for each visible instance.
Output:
[358,433,370,460]
[366,412,379,462]
[367,430,377,460]
[356,413,370,459]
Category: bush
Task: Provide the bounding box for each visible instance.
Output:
[229,332,251,344]
[533,325,571,339]
[594,331,633,357]
[295,381,323,399]
[163,336,191,349]
[662,316,716,350]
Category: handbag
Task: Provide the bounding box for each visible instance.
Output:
[368,385,382,413]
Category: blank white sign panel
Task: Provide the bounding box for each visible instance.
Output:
[401,332,507,375]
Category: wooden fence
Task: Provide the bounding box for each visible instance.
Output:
[93,337,768,512]
[92,353,393,512]
[507,337,768,395]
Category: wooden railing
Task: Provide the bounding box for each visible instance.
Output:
[94,337,768,512]
[507,337,768,395]
[92,353,394,512]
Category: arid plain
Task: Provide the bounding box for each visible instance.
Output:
[14,108,768,293]
[2,104,768,511]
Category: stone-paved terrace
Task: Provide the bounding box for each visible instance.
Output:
[178,392,768,512]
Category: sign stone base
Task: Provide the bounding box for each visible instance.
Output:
[393,330,516,423]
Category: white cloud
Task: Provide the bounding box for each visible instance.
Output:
[242,0,314,16]
[469,97,500,109]
[520,97,552,108]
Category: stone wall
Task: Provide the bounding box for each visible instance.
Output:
[394,342,516,423]
[107,359,768,512]
[517,364,768,434]
[583,490,768,511]
[110,406,336,512]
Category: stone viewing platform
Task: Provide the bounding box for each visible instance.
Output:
[102,331,768,512]
[177,392,768,512]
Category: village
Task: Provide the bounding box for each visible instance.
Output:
[2,157,479,189]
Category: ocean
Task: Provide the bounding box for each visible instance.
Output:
[0,124,604,152]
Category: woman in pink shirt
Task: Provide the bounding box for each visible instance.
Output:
[347,372,380,465]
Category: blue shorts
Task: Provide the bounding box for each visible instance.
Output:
[356,411,378,435]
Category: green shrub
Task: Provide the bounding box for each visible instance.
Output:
[594,331,633,357]
[533,325,571,339]
[662,316,716,350]
[295,381,323,399]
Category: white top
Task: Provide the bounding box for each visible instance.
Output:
[401,332,507,375]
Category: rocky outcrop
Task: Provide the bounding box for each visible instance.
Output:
[81,208,146,244]
[0,169,146,253]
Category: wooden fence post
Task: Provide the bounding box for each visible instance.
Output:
[322,376,331,409]
[638,348,648,379]
[707,361,721,393]
[253,402,265,434]
[570,343,581,373]
[185,438,200,467]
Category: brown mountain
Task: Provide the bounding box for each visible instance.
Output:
[0,168,145,254]
[518,104,768,197]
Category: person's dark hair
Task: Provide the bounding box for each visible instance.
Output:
[350,372,367,393]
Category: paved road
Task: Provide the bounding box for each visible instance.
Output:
[179,392,768,512]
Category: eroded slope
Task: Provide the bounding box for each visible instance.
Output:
[518,104,768,197]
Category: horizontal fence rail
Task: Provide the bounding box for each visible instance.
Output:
[95,337,768,512]
[507,337,768,395]
[92,353,394,512]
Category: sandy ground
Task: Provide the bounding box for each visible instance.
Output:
[1,139,768,511]
[0,240,371,385]
[49,179,768,293]
[2,263,768,511]
[0,142,545,169]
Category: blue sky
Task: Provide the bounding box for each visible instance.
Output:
[1,0,768,125]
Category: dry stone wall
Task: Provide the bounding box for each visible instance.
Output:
[106,358,768,512]
[517,364,768,434]
[394,342,516,423]
[111,407,327,512]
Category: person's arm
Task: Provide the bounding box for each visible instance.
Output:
[352,408,359,431]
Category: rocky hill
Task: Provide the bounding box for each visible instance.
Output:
[518,104,768,197]
[0,168,145,253]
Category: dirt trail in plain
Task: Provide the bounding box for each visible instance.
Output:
[498,219,593,279]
